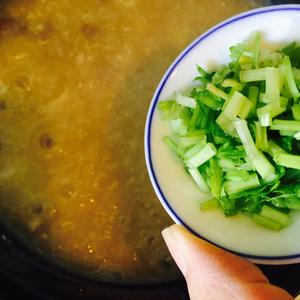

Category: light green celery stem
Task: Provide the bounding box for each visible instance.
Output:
[221,79,242,91]
[270,119,300,131]
[238,97,253,119]
[239,55,252,64]
[274,153,300,170]
[185,143,217,168]
[189,105,201,131]
[257,99,287,127]
[234,119,258,158]
[240,64,252,70]
[174,91,196,108]
[170,119,188,135]
[216,113,237,137]
[206,83,229,100]
[279,130,296,136]
[255,122,262,150]
[222,91,244,118]
[163,136,183,157]
[255,122,269,151]
[294,132,300,140]
[261,127,269,151]
[188,168,209,193]
[253,32,261,67]
[252,214,282,231]
[224,173,260,195]
[292,104,300,120]
[252,151,276,181]
[234,119,275,180]
[248,86,259,115]
[184,141,206,160]
[265,67,281,101]
[222,91,252,120]
[209,158,222,198]
[267,140,286,158]
[225,170,250,181]
[257,106,271,127]
[177,135,205,148]
[260,205,291,227]
[198,92,223,110]
[200,198,218,211]
[282,56,300,100]
[239,68,267,82]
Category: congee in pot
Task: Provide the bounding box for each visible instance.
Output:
[0,0,261,282]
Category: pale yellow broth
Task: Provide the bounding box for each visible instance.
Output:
[0,0,261,282]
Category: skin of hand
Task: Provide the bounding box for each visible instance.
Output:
[162,224,294,300]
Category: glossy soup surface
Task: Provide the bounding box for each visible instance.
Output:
[0,0,261,282]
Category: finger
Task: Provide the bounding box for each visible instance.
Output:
[162,224,293,300]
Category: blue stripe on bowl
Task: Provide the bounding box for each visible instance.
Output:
[145,4,300,263]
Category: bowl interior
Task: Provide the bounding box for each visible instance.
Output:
[146,5,300,263]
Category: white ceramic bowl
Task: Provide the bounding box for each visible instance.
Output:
[145,4,300,265]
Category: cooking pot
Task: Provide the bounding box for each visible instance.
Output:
[0,1,300,299]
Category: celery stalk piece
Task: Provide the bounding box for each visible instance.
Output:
[292,104,300,120]
[225,170,250,181]
[185,143,217,169]
[174,91,196,108]
[257,100,287,127]
[239,55,252,64]
[255,122,269,151]
[209,158,222,198]
[281,56,300,100]
[234,119,275,180]
[294,132,300,140]
[274,153,300,170]
[222,91,252,120]
[239,68,267,82]
[234,119,258,159]
[238,97,253,119]
[265,67,281,102]
[162,136,183,158]
[189,105,201,131]
[260,205,291,227]
[248,86,259,115]
[257,107,272,127]
[259,93,272,104]
[177,135,206,148]
[221,79,242,91]
[252,151,276,181]
[188,168,210,193]
[224,173,260,195]
[270,119,300,131]
[206,83,229,100]
[200,198,218,211]
[170,119,188,135]
[222,91,245,119]
[252,214,282,231]
[184,141,207,160]
[216,113,237,137]
[240,64,252,70]
[267,140,286,158]
[279,130,296,136]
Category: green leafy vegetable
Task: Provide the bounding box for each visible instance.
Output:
[158,33,300,230]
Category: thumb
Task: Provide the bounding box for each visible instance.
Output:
[162,224,293,300]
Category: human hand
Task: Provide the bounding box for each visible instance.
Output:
[162,224,294,300]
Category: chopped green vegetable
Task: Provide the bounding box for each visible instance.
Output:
[158,34,300,231]
[200,198,218,211]
[260,205,291,227]
[252,214,282,231]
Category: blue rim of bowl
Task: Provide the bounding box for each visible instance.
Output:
[145,4,300,263]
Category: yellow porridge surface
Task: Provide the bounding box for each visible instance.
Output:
[0,0,261,282]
